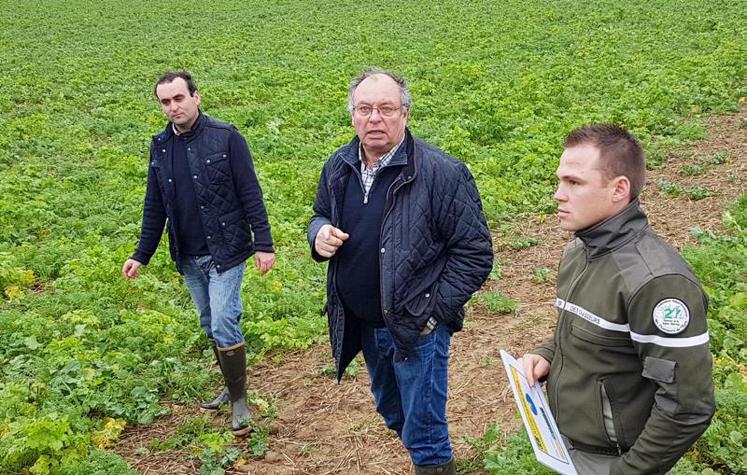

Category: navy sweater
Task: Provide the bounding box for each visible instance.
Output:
[172,129,209,256]
[335,164,400,325]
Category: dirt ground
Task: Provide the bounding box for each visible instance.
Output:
[115,107,746,474]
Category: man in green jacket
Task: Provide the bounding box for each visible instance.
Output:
[521,124,715,474]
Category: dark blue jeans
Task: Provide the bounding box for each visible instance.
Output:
[180,255,245,349]
[360,323,452,466]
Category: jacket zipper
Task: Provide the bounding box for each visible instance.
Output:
[554,247,589,415]
[378,164,416,330]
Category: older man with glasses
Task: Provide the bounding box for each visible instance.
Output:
[307,67,493,474]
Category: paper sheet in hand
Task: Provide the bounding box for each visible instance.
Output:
[500,350,577,475]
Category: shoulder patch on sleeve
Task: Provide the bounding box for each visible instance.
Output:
[653,298,690,334]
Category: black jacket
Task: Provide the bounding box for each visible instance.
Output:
[308,130,493,380]
[132,115,273,273]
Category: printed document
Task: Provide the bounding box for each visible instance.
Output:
[500,350,578,475]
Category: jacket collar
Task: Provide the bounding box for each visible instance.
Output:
[341,128,413,170]
[575,199,649,258]
[155,112,204,143]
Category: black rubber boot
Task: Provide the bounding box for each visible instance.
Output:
[414,459,456,475]
[217,345,253,436]
[200,342,230,410]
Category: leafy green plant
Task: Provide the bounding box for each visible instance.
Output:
[483,428,554,474]
[192,432,241,475]
[474,291,518,314]
[153,414,213,451]
[531,268,551,283]
[680,164,705,176]
[700,151,728,166]
[247,428,270,458]
[458,423,502,473]
[509,238,541,250]
[657,179,712,201]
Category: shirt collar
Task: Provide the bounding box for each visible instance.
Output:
[359,134,406,172]
[172,113,201,137]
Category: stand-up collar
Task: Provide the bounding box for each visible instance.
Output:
[163,112,203,140]
[576,199,649,258]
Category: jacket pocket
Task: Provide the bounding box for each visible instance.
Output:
[570,322,630,347]
[404,282,438,317]
[642,357,676,384]
[219,209,251,250]
[204,151,230,182]
[599,381,620,446]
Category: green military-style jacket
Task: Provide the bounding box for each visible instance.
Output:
[534,200,715,474]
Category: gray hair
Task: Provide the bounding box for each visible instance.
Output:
[347,67,412,115]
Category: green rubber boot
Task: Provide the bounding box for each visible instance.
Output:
[200,342,230,410]
[414,459,456,475]
[217,345,253,436]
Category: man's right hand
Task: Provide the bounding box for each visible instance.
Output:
[122,258,143,280]
[520,353,550,387]
[314,224,349,258]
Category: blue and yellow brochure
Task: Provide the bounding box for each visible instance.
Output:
[500,350,578,475]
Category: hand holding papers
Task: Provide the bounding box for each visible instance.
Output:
[500,350,578,475]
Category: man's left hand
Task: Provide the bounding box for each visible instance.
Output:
[255,251,276,275]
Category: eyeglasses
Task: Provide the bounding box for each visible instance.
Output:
[353,104,403,117]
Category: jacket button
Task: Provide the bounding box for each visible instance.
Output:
[216,265,221,269]
[206,159,211,164]
[223,154,227,158]
[187,147,191,151]
[161,149,166,153]
[200,205,205,209]
[207,235,211,240]
[167,178,172,183]
[221,222,226,226]
[193,175,198,179]
[380,247,385,253]
[425,293,430,298]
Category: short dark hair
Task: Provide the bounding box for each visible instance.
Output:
[564,124,646,199]
[348,67,412,114]
[154,71,198,97]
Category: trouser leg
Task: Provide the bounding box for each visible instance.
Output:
[361,324,453,467]
[360,324,405,435]
[394,324,453,468]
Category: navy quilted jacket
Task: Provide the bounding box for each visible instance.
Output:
[132,115,273,273]
[308,130,493,379]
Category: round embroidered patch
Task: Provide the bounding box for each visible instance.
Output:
[653,298,690,334]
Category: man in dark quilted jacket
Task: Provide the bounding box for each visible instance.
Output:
[308,68,493,474]
[121,71,275,436]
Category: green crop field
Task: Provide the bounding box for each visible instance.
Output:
[0,0,744,473]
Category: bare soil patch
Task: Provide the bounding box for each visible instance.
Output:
[115,107,745,474]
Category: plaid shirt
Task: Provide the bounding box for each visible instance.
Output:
[358,136,405,203]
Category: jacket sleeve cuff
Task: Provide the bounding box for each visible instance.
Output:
[130,251,151,266]
[307,219,330,262]
[531,347,554,365]
[252,228,274,253]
